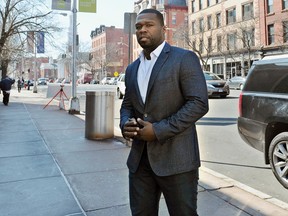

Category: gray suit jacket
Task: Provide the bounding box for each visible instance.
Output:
[120,43,209,176]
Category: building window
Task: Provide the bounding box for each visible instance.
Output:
[216,13,221,28]
[192,0,196,13]
[267,0,274,14]
[243,28,255,47]
[208,37,212,52]
[268,24,274,44]
[217,35,222,51]
[227,33,236,50]
[199,18,204,32]
[242,2,254,20]
[283,0,288,10]
[199,39,203,53]
[172,13,176,25]
[199,0,203,10]
[192,21,196,34]
[216,0,220,3]
[184,15,188,25]
[226,8,236,25]
[207,15,212,30]
[207,0,211,7]
[283,21,288,42]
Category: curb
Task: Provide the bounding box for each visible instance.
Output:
[200,166,288,211]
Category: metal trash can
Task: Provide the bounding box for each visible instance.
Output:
[85,91,115,140]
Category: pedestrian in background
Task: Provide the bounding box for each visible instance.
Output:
[0,75,15,106]
[27,80,30,90]
[17,78,22,93]
[120,9,209,216]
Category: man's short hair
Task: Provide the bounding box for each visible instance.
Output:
[139,9,164,26]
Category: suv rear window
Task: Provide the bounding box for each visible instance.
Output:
[244,63,288,93]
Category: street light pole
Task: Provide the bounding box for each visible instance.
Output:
[68,0,80,114]
[33,32,37,93]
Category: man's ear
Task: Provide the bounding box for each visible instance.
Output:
[163,25,167,33]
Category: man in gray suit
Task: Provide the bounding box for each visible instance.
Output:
[120,8,209,216]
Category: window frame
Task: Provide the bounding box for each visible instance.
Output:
[226,7,236,25]
[283,0,288,10]
[192,21,196,34]
[207,15,212,30]
[267,24,275,45]
[267,0,274,14]
[242,2,254,21]
[216,12,221,28]
[217,35,222,52]
[199,18,204,32]
[192,0,196,13]
[172,13,177,25]
[207,0,211,7]
[243,28,255,47]
[199,0,203,10]
[227,33,237,50]
[199,39,203,53]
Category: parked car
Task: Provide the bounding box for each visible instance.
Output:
[108,77,118,85]
[100,77,112,85]
[237,54,288,189]
[90,79,99,84]
[116,74,125,99]
[227,76,246,90]
[204,71,230,98]
[37,78,48,85]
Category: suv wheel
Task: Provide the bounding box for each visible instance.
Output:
[117,88,123,99]
[268,132,288,189]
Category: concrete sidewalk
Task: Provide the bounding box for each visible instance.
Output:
[0,89,287,216]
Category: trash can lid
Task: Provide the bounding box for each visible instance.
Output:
[86,91,115,96]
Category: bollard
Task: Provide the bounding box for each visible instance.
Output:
[85,91,115,140]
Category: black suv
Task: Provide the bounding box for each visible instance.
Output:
[237,54,288,189]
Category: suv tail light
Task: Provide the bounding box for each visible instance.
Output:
[238,92,243,117]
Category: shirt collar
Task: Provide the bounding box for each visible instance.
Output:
[139,41,166,61]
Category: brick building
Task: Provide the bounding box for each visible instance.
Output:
[187,0,288,78]
[132,0,188,59]
[258,0,288,56]
[90,25,129,80]
[15,57,50,81]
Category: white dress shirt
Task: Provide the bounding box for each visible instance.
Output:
[137,41,165,103]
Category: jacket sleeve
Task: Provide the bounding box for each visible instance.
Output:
[152,51,209,142]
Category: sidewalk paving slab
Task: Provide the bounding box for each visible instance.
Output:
[0,89,287,216]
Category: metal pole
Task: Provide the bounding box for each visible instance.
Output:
[33,32,37,93]
[69,0,80,114]
[128,13,132,65]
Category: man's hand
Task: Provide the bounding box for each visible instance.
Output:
[137,118,156,142]
[123,118,139,141]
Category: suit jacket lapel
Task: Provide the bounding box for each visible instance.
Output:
[131,59,145,108]
[145,43,170,102]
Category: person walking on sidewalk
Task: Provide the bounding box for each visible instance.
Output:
[17,78,22,93]
[0,75,15,106]
[120,9,209,216]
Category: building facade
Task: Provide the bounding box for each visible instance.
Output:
[258,0,288,56]
[132,0,188,60]
[90,25,129,80]
[15,57,50,81]
[187,0,288,78]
